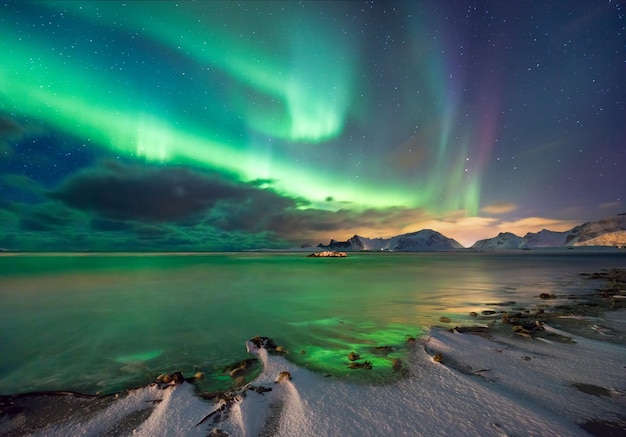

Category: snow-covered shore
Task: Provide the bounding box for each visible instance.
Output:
[2,313,624,437]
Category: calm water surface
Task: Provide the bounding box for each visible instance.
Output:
[1,251,624,395]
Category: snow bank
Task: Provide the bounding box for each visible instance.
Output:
[6,322,624,437]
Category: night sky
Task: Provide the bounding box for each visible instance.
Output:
[1,1,624,251]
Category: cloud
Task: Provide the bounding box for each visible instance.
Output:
[480,201,518,215]
[18,202,87,231]
[49,161,269,222]
[0,174,45,196]
[0,114,45,154]
[496,217,579,235]
[18,161,598,250]
[599,201,622,209]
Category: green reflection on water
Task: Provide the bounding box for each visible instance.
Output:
[3,251,619,395]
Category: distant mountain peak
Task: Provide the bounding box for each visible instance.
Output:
[471,213,626,250]
[316,213,626,252]
[318,229,463,252]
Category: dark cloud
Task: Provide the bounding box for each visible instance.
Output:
[31,161,431,249]
[0,116,24,154]
[0,116,24,137]
[18,202,86,231]
[91,217,135,232]
[49,161,258,222]
[0,114,46,154]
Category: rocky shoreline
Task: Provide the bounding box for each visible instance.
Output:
[450,268,626,344]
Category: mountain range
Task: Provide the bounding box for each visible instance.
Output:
[317,213,626,251]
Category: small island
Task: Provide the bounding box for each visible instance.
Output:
[307,251,347,258]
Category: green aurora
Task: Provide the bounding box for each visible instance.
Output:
[1,1,624,250]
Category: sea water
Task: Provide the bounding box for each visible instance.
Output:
[1,251,625,397]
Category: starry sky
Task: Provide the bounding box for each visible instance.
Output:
[1,0,624,251]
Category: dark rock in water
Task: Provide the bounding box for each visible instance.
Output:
[439,316,451,323]
[250,336,278,350]
[348,361,373,370]
[485,301,517,306]
[481,310,497,315]
[539,293,555,299]
[171,372,185,384]
[347,351,360,361]
[307,251,347,257]
[222,358,259,380]
[372,345,394,355]
[469,311,478,317]
[229,367,246,378]
[222,358,258,373]
[155,371,192,385]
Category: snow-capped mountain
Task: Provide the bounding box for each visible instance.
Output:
[522,229,571,248]
[472,213,626,249]
[318,229,463,252]
[471,232,524,250]
[316,213,626,252]
[575,230,626,247]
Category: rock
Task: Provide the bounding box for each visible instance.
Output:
[439,316,451,323]
[347,351,360,361]
[481,310,497,315]
[348,361,373,370]
[229,367,246,378]
[372,346,394,355]
[171,372,185,384]
[433,353,443,363]
[454,326,490,334]
[223,358,257,375]
[469,311,478,317]
[156,372,186,384]
[194,371,205,380]
[307,251,348,257]
[276,371,291,383]
[485,301,517,306]
[391,358,403,371]
[250,385,273,394]
[539,293,555,299]
[249,336,278,350]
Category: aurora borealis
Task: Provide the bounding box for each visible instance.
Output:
[1,1,624,250]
